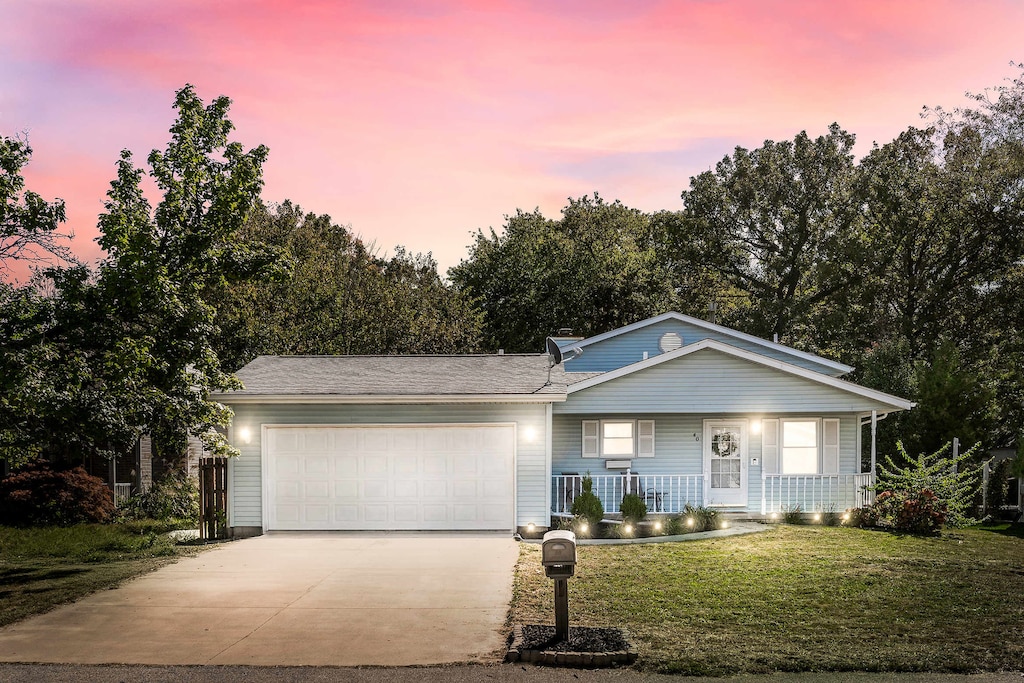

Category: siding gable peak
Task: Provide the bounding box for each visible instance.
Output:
[565,340,914,412]
[560,312,853,376]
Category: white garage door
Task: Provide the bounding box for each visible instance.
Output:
[264,425,515,531]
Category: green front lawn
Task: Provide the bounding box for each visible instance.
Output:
[511,524,1024,675]
[0,523,200,627]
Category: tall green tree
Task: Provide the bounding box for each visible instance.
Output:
[93,84,278,465]
[209,201,481,370]
[673,124,868,354]
[1,85,278,468]
[0,136,72,274]
[450,194,679,352]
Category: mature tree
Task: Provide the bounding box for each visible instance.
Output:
[92,85,277,465]
[450,194,679,352]
[209,201,482,370]
[854,66,1024,451]
[1,85,277,468]
[673,124,868,354]
[0,136,73,274]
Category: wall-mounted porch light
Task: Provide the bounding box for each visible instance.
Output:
[238,426,252,444]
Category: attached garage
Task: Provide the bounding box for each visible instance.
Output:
[216,354,566,535]
[265,424,514,531]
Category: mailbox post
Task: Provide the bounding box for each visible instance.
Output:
[541,530,577,641]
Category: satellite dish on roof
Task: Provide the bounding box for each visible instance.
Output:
[546,337,563,367]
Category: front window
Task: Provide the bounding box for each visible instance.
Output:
[782,420,818,473]
[602,421,634,456]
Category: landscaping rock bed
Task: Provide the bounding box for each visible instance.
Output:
[506,624,637,667]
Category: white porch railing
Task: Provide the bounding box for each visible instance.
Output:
[761,473,874,514]
[113,483,133,508]
[552,474,705,515]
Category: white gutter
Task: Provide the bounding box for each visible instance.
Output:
[212,393,567,404]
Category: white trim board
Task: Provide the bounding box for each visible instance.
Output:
[216,393,565,404]
[559,311,854,375]
[566,339,914,411]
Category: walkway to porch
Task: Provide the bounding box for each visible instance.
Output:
[551,472,875,517]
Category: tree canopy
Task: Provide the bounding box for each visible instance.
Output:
[449,194,679,352]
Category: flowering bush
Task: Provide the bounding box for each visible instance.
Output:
[852,488,947,535]
[875,441,981,527]
[0,460,114,526]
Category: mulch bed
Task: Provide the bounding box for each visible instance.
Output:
[506,624,637,667]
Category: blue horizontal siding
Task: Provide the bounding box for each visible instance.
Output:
[558,348,897,414]
[562,318,841,374]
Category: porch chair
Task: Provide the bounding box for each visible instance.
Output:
[560,472,583,514]
[624,474,663,514]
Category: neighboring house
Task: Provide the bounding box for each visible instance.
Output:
[213,312,913,537]
[80,434,207,505]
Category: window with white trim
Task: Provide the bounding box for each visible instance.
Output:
[781,419,818,473]
[582,419,655,458]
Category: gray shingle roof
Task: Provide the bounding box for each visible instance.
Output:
[223,354,567,398]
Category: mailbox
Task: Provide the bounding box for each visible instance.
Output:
[542,530,577,579]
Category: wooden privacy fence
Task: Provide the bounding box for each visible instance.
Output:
[199,457,228,540]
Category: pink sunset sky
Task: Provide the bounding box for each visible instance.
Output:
[2,0,1022,280]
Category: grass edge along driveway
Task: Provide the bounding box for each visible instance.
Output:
[0,523,201,628]
[510,524,1024,676]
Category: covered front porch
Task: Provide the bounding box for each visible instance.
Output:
[551,471,876,518]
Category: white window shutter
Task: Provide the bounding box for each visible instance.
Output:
[761,419,779,473]
[582,420,599,457]
[638,420,655,457]
[822,418,840,473]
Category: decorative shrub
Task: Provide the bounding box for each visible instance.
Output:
[0,459,114,526]
[620,493,647,524]
[664,514,685,535]
[782,504,804,524]
[871,488,947,535]
[116,472,200,526]
[875,441,982,527]
[844,506,878,528]
[821,506,840,526]
[681,504,717,532]
[570,474,604,527]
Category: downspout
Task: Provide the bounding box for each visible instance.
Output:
[870,410,877,477]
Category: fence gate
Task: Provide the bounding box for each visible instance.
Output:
[199,457,228,540]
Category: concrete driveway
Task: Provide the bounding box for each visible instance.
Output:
[0,533,519,666]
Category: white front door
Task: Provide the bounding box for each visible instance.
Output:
[703,420,748,507]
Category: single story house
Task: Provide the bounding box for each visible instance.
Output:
[213,312,913,536]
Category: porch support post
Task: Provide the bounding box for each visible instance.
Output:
[761,473,766,515]
[870,410,877,478]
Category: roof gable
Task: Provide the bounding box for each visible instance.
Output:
[564,339,912,412]
[559,312,853,377]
